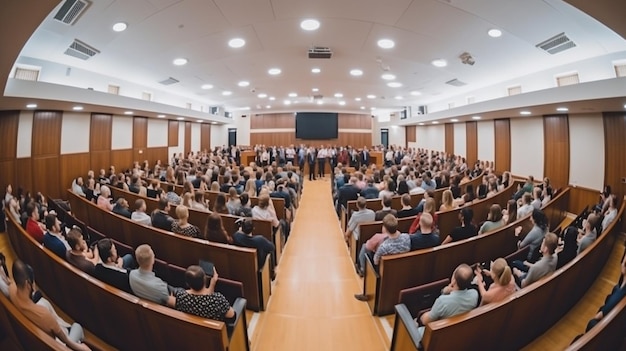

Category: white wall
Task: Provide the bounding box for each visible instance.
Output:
[568,113,605,190]
[211,124,228,149]
[453,123,466,156]
[232,113,251,146]
[147,119,168,147]
[510,117,544,178]
[111,115,133,150]
[17,111,33,158]
[416,125,445,151]
[60,112,90,154]
[477,120,495,163]
[389,125,406,149]
[191,123,201,152]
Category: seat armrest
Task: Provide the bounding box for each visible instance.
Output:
[228,297,247,330]
[390,304,422,351]
[399,278,450,318]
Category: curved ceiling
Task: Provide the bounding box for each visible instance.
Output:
[9,0,626,113]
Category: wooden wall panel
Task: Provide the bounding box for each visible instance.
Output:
[110,150,134,172]
[90,151,111,172]
[338,113,372,129]
[132,117,148,149]
[569,186,600,215]
[32,156,60,199]
[168,120,179,147]
[494,119,511,173]
[444,124,454,155]
[90,114,112,151]
[405,126,416,144]
[603,112,626,209]
[0,160,15,195]
[59,153,90,199]
[32,111,62,157]
[250,132,371,148]
[15,158,32,194]
[201,124,211,152]
[143,147,168,166]
[466,121,478,166]
[184,122,191,155]
[250,113,372,130]
[0,111,19,161]
[543,115,570,189]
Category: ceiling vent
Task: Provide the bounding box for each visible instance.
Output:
[159,77,180,85]
[53,0,90,25]
[536,32,576,54]
[311,94,324,100]
[308,46,332,59]
[445,78,467,87]
[63,39,99,60]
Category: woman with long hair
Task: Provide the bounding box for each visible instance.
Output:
[503,199,518,225]
[474,258,516,305]
[212,193,229,215]
[479,204,505,234]
[205,212,231,243]
[172,205,202,238]
[439,190,455,212]
[226,187,241,215]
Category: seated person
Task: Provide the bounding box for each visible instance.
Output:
[517,193,534,218]
[96,186,114,212]
[441,208,477,244]
[191,192,210,212]
[131,199,152,226]
[414,264,479,344]
[514,209,549,264]
[25,201,45,243]
[112,197,132,218]
[9,260,91,351]
[174,265,235,322]
[151,198,175,231]
[0,252,10,297]
[531,187,543,209]
[409,213,440,251]
[397,194,419,218]
[66,228,99,275]
[556,226,578,269]
[165,184,181,205]
[94,238,133,293]
[251,194,279,230]
[513,232,558,288]
[345,197,375,241]
[232,219,276,269]
[42,213,71,259]
[361,178,380,199]
[72,177,87,197]
[601,195,618,232]
[374,195,397,221]
[129,244,175,307]
[474,258,516,305]
[479,204,505,234]
[577,213,599,255]
[513,175,534,201]
[409,198,438,234]
[232,193,253,217]
[583,254,626,332]
[171,205,202,238]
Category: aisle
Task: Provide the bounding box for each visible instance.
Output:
[252,178,389,351]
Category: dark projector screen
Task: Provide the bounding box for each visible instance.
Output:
[295,112,338,139]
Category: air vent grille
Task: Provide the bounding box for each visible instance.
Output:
[445,79,466,87]
[53,0,90,25]
[64,39,99,60]
[159,77,179,85]
[536,32,576,55]
[14,67,40,81]
[614,63,626,78]
[508,86,522,96]
[556,73,579,87]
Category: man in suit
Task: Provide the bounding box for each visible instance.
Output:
[361,147,370,167]
[298,145,306,172]
[307,147,317,181]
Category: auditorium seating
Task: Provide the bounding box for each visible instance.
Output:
[5,210,251,351]
[67,190,271,312]
[389,196,625,351]
[361,187,570,315]
[565,295,626,350]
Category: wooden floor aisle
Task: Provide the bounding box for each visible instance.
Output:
[251,178,389,351]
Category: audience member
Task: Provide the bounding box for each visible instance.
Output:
[556,226,578,269]
[409,198,438,234]
[213,193,230,215]
[129,244,175,307]
[97,186,113,211]
[513,175,535,200]
[151,198,175,231]
[531,187,542,209]
[361,178,380,199]
[251,194,279,230]
[513,232,558,288]
[345,197,375,241]
[205,213,231,244]
[409,213,440,251]
[441,208,477,244]
[479,204,505,234]
[66,228,99,275]
[165,184,181,205]
[515,209,548,263]
[131,199,152,226]
[226,187,242,215]
[502,199,518,225]
[112,197,132,218]
[42,213,70,259]
[232,218,276,268]
[171,205,202,238]
[583,255,626,332]
[474,258,516,305]
[577,213,599,255]
[397,194,419,218]
[439,190,455,212]
[174,265,235,321]
[25,201,45,243]
[375,195,397,221]
[94,239,133,293]
[601,195,618,232]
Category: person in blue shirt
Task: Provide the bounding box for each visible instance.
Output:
[42,213,70,259]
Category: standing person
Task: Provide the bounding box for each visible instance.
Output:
[317,145,327,178]
[307,147,317,181]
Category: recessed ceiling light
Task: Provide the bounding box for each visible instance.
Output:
[157,114,166,118]
[268,68,281,75]
[258,93,267,98]
[269,96,276,101]
[410,91,422,96]
[355,97,361,101]
[284,100,291,105]
[387,82,403,88]
[228,38,246,48]
[556,107,569,112]
[173,58,188,66]
[431,59,447,68]
[377,39,395,49]
[370,107,377,110]
[395,96,403,100]
[520,111,532,115]
[222,91,232,96]
[367,94,376,99]
[418,123,425,126]
[72,106,83,111]
[623,104,626,109]
[124,111,133,115]
[300,19,320,31]
[312,88,319,92]
[360,106,365,110]
[432,121,439,124]
[488,29,502,38]
[317,100,324,105]
[238,81,250,87]
[265,105,271,109]
[472,116,481,120]
[177,117,184,121]
[311,68,321,74]
[112,22,127,32]
[211,122,217,124]
[334,93,343,98]
[339,101,346,106]
[201,84,213,90]
[197,120,204,123]
[350,69,363,76]
[381,73,396,80]
[26,103,37,109]
[288,92,298,97]
[451,118,459,122]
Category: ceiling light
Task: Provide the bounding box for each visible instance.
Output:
[334,93,343,98]
[317,100,324,105]
[350,69,363,76]
[451,118,459,122]
[238,81,250,87]
[269,96,276,101]
[73,106,83,111]
[197,120,204,123]
[432,121,439,124]
[377,39,395,49]
[419,123,425,126]
[222,91,232,96]
[112,22,127,32]
[258,93,267,98]
[339,101,346,106]
[367,94,376,99]
[268,68,281,75]
[177,117,184,121]
[370,107,377,110]
[173,58,188,66]
[431,59,447,67]
[381,73,396,80]
[395,96,403,100]
[288,92,298,97]
[157,114,166,118]
[410,91,421,96]
[284,100,291,105]
[300,19,320,31]
[124,111,133,115]
[360,106,365,110]
[311,68,321,73]
[520,111,532,115]
[211,122,217,124]
[201,84,213,90]
[387,82,403,88]
[228,38,246,48]
[266,105,271,109]
[488,29,502,38]
[312,88,319,92]
[623,104,626,109]
[472,116,481,120]
[556,107,569,112]
[355,97,361,101]
[26,103,37,109]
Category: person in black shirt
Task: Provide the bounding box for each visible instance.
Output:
[112,197,132,219]
[409,213,440,251]
[232,219,275,268]
[151,198,175,231]
[397,194,419,218]
[94,238,133,293]
[441,207,477,244]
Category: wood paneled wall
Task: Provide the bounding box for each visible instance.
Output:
[132,117,148,163]
[168,120,178,147]
[184,122,191,155]
[465,121,478,166]
[32,111,62,198]
[444,124,454,155]
[603,112,626,205]
[405,126,416,146]
[90,113,112,171]
[543,115,570,189]
[200,124,211,152]
[250,133,371,148]
[0,111,19,194]
[494,119,511,173]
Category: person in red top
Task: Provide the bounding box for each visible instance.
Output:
[408,198,438,234]
[25,201,45,243]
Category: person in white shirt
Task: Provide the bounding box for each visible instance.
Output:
[251,194,279,230]
[517,193,534,218]
[530,187,542,209]
[317,146,328,178]
[131,199,152,226]
[601,195,618,232]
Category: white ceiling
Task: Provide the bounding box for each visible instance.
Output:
[15,0,626,113]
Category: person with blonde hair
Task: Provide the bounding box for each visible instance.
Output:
[244,178,257,197]
[474,258,516,305]
[97,185,113,211]
[439,189,455,211]
[210,181,220,192]
[226,187,241,215]
[479,204,505,234]
[181,192,193,208]
[252,194,279,229]
[172,205,201,238]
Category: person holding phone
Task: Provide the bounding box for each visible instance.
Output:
[173,265,235,322]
